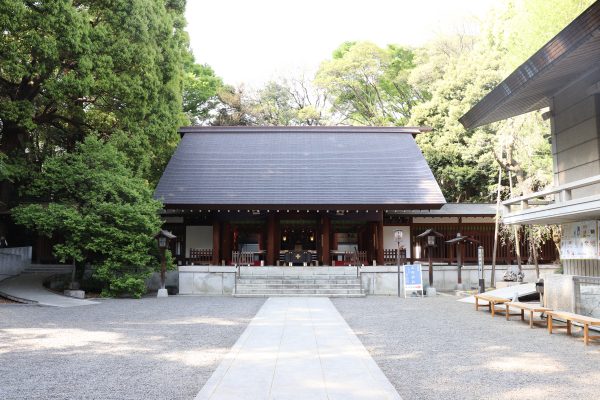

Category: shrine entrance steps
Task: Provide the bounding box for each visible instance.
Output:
[233,266,365,297]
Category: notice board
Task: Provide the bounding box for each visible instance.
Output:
[561,220,599,259]
[403,263,424,297]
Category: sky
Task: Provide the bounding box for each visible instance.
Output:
[185,0,499,88]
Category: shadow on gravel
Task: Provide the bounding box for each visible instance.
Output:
[333,296,600,400]
[0,296,265,400]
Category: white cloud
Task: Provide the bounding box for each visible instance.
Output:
[185,0,498,87]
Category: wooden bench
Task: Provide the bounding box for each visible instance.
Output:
[546,310,600,345]
[505,302,552,328]
[474,294,511,317]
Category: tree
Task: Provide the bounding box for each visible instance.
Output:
[0,0,189,196]
[183,63,224,125]
[409,35,504,202]
[12,137,163,298]
[315,41,420,126]
[251,76,331,126]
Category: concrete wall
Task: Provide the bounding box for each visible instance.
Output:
[563,259,600,276]
[543,273,576,312]
[551,67,600,197]
[178,265,235,295]
[185,225,212,257]
[0,246,32,282]
[175,264,556,296]
[383,226,411,257]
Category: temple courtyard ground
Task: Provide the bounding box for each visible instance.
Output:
[0,295,599,400]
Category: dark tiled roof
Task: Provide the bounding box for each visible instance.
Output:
[154,127,445,208]
[460,2,600,129]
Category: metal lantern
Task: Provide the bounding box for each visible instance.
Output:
[155,230,176,296]
[427,235,436,247]
[394,229,403,244]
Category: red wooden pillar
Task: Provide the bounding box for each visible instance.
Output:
[376,211,384,265]
[322,215,331,265]
[212,220,220,265]
[266,214,276,266]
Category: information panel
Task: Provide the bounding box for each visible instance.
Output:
[561,220,599,259]
[403,263,424,298]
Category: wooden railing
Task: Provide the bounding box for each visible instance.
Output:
[503,174,600,219]
[232,251,254,266]
[187,248,212,265]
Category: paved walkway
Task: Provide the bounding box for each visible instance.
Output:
[0,274,98,307]
[196,297,401,400]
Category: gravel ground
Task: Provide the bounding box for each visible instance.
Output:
[0,296,265,400]
[333,295,600,400]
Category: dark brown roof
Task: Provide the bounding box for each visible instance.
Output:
[154,126,445,209]
[460,2,600,129]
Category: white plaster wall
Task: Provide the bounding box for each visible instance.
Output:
[185,225,213,257]
[383,226,411,257]
[413,216,460,223]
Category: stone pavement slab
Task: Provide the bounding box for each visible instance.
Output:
[195,297,401,400]
[0,274,98,307]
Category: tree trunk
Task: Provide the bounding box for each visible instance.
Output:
[491,166,502,287]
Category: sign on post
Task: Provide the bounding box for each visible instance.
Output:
[402,263,424,298]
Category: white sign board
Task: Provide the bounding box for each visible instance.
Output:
[560,220,599,259]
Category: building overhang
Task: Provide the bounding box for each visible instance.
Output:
[460,2,600,129]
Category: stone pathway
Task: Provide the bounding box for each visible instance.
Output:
[0,274,98,307]
[195,297,401,400]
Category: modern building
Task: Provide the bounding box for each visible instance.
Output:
[460,2,600,312]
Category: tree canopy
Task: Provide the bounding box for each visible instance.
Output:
[12,137,162,297]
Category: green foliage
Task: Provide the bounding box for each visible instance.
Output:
[494,0,595,72]
[12,137,163,298]
[183,63,224,124]
[409,37,504,202]
[0,0,188,189]
[315,41,420,126]
[251,77,330,126]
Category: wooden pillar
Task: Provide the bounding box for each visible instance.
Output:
[376,211,384,265]
[266,214,276,266]
[322,215,331,265]
[222,223,232,265]
[212,220,220,265]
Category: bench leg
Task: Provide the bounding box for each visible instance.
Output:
[491,302,495,317]
[529,311,534,328]
[506,304,510,321]
[567,320,572,336]
[548,315,553,334]
[521,309,525,321]
[475,297,479,311]
[584,324,589,346]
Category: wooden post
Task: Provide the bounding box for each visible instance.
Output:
[456,242,464,284]
[322,215,331,265]
[222,223,232,265]
[377,212,384,265]
[266,214,276,266]
[212,220,220,265]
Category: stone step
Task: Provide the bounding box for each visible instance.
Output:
[237,279,360,285]
[234,293,366,298]
[22,264,73,274]
[234,288,363,295]
[239,275,358,280]
[236,283,362,290]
